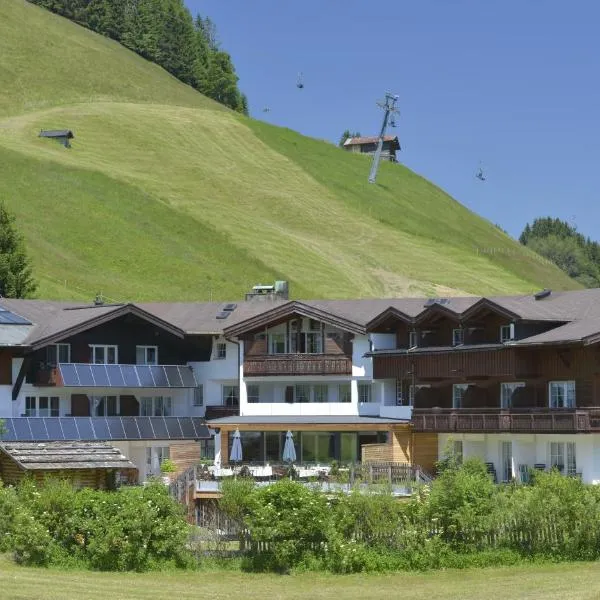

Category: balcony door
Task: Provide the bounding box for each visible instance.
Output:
[500,441,513,482]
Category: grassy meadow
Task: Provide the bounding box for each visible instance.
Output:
[0,0,578,301]
[1,555,600,600]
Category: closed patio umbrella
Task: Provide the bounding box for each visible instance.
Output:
[282,430,296,463]
[229,429,243,464]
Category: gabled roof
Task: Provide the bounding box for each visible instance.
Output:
[509,318,600,347]
[414,302,462,325]
[223,301,367,337]
[459,297,521,321]
[366,306,415,329]
[0,441,135,471]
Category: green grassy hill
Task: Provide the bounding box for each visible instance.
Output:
[0,1,578,301]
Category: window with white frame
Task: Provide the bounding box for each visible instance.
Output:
[46,344,70,367]
[140,396,172,416]
[193,385,204,407]
[500,324,514,343]
[452,328,464,346]
[247,384,260,403]
[215,342,227,360]
[339,383,352,403]
[268,333,286,354]
[90,345,118,364]
[25,396,59,417]
[146,446,170,475]
[500,382,525,409]
[549,442,576,475]
[91,395,119,416]
[549,381,576,408]
[136,345,158,365]
[358,382,372,403]
[222,385,239,406]
[409,330,418,348]
[452,384,470,408]
[313,384,328,403]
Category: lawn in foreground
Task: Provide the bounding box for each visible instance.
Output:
[1,556,600,600]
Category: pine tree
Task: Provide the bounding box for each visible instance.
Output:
[0,204,37,298]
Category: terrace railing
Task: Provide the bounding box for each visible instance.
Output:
[244,354,352,377]
[412,408,591,433]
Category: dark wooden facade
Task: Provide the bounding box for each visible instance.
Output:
[242,317,353,377]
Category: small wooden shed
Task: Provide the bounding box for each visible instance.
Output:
[38,129,74,148]
[0,441,136,489]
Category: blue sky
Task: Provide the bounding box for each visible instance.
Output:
[186,0,599,240]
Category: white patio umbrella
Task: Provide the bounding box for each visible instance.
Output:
[229,428,243,465]
[282,430,297,463]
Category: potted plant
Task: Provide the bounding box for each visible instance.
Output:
[159,458,177,484]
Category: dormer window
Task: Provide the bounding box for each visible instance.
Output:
[452,328,464,346]
[500,324,514,343]
[409,330,418,348]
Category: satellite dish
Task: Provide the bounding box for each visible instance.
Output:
[296,72,304,89]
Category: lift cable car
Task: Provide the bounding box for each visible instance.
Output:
[476,161,486,181]
[296,72,304,89]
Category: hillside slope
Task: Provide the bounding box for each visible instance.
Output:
[0,0,578,301]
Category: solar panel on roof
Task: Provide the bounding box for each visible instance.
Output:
[29,419,49,441]
[164,365,183,387]
[106,418,126,440]
[223,303,237,312]
[179,366,197,387]
[216,311,230,319]
[60,418,79,440]
[44,418,63,440]
[424,298,450,307]
[0,309,31,325]
[91,364,110,386]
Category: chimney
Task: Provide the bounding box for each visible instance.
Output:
[94,293,104,306]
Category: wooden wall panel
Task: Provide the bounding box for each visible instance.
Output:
[170,442,201,476]
[411,433,438,474]
[0,351,12,385]
[70,394,90,416]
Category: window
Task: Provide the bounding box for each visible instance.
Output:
[46,344,70,366]
[313,384,328,403]
[295,384,310,403]
[549,442,576,475]
[409,384,430,406]
[452,384,469,408]
[549,381,576,408]
[358,382,372,403]
[136,346,158,365]
[193,385,204,407]
[501,441,513,482]
[91,395,119,416]
[90,345,118,364]
[247,384,260,403]
[500,324,514,343]
[409,330,418,348]
[25,396,59,417]
[141,396,172,416]
[305,332,322,354]
[500,382,525,409]
[338,383,352,403]
[452,328,464,346]
[215,342,227,360]
[269,333,286,354]
[222,385,239,407]
[146,446,170,476]
[452,440,463,465]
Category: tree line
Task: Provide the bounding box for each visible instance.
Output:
[28,0,248,114]
[520,217,600,288]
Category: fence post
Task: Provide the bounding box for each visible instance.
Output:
[388,465,392,485]
[369,464,373,484]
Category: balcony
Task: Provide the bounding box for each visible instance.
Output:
[244,354,352,377]
[412,408,593,434]
[33,368,61,386]
[205,405,239,420]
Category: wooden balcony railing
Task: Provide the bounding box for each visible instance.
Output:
[205,405,240,420]
[412,408,593,433]
[244,354,352,377]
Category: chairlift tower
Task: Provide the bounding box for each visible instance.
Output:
[368,92,400,184]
